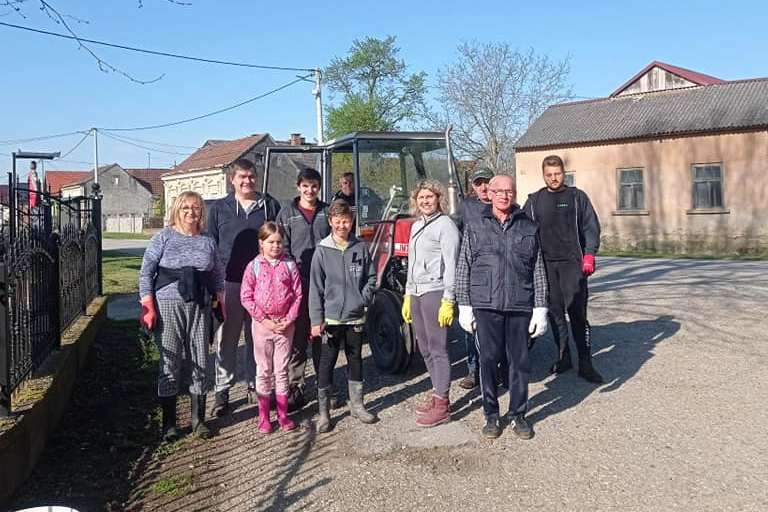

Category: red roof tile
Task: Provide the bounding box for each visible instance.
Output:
[45,171,92,195]
[611,60,725,97]
[167,134,266,176]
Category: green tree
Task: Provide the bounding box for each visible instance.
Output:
[324,36,426,139]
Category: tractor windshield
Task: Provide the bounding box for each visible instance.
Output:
[350,138,452,225]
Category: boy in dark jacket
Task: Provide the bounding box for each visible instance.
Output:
[207,158,281,415]
[309,200,377,432]
[522,155,603,383]
[276,167,330,410]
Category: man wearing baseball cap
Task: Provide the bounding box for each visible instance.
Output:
[455,166,494,389]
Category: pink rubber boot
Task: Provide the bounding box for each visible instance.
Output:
[257,394,273,434]
[276,394,296,432]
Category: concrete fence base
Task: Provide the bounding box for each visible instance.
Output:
[0,296,107,507]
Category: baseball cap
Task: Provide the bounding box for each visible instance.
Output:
[471,167,493,183]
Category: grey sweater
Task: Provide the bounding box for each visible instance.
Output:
[405,212,460,301]
[308,235,376,325]
[275,198,330,281]
[139,227,225,301]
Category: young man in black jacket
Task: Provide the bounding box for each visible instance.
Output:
[522,155,604,383]
[276,167,330,411]
[208,158,281,415]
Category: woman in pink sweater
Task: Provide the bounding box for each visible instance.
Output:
[240,221,302,433]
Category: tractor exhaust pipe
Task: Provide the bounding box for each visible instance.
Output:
[445,125,460,215]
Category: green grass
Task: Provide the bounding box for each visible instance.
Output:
[151,472,193,498]
[103,250,143,295]
[103,231,153,240]
[601,249,768,260]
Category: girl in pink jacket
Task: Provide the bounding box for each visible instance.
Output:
[240,221,302,433]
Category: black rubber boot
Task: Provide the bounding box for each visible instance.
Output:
[317,388,332,433]
[578,359,604,384]
[191,394,211,439]
[212,389,230,417]
[160,396,180,443]
[348,380,377,424]
[550,346,574,374]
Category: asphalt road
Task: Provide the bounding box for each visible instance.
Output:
[123,257,768,511]
[102,238,150,256]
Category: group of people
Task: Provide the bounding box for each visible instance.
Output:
[138,153,603,442]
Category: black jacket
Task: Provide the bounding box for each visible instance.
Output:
[522,186,601,258]
[207,192,281,282]
[275,198,330,281]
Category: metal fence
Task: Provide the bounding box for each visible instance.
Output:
[0,178,102,416]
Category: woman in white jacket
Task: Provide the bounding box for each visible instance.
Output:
[401,180,460,427]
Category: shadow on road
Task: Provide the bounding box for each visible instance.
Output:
[528,315,680,425]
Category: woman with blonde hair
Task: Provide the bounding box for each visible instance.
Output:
[139,191,225,441]
[401,180,460,427]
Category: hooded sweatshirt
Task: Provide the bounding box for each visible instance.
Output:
[308,234,376,326]
[275,198,330,281]
[240,254,302,324]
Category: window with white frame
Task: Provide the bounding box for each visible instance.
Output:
[113,176,119,185]
[617,168,644,210]
[692,163,723,209]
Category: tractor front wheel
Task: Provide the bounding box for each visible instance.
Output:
[366,289,413,374]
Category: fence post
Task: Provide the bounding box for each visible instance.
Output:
[49,232,62,350]
[0,262,10,417]
[92,184,103,296]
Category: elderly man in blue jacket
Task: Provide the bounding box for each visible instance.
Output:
[455,174,549,440]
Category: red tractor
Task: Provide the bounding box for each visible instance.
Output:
[263,130,464,373]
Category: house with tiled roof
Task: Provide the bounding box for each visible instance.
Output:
[161,133,276,214]
[515,61,768,255]
[45,170,92,196]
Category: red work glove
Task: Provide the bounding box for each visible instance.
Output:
[139,296,157,330]
[582,254,596,276]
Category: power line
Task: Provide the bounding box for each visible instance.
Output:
[0,130,87,146]
[98,132,199,149]
[100,130,191,156]
[100,74,311,131]
[59,130,92,158]
[0,21,317,73]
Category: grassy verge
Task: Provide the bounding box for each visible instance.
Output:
[9,319,162,512]
[103,250,143,295]
[600,249,768,260]
[103,232,153,240]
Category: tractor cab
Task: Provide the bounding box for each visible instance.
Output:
[263,130,463,373]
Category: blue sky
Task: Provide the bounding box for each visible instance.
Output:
[1,0,766,175]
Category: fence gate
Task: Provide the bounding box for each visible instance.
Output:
[0,178,102,416]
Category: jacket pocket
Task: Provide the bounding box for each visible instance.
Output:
[469,269,491,305]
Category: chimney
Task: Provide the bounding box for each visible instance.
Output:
[290,133,303,146]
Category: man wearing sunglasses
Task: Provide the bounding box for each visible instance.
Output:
[456,174,549,440]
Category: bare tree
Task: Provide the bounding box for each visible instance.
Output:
[428,43,572,174]
[0,0,189,83]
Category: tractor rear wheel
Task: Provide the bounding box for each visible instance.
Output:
[366,289,413,374]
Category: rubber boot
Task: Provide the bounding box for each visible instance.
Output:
[348,380,377,424]
[191,394,211,439]
[160,395,179,442]
[257,394,273,434]
[316,387,332,433]
[212,389,230,417]
[276,394,297,431]
[416,395,450,428]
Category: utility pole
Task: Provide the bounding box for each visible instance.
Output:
[92,128,100,185]
[313,68,324,145]
[147,152,151,169]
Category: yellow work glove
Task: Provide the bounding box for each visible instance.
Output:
[401,295,413,324]
[437,299,455,328]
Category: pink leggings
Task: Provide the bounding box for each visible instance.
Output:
[251,322,295,396]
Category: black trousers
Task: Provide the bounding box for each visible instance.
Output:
[317,324,364,389]
[545,260,592,362]
[474,309,531,418]
[288,278,322,393]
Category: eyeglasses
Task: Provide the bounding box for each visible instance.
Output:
[181,206,202,212]
[488,189,515,196]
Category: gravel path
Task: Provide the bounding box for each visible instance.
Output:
[126,257,768,512]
